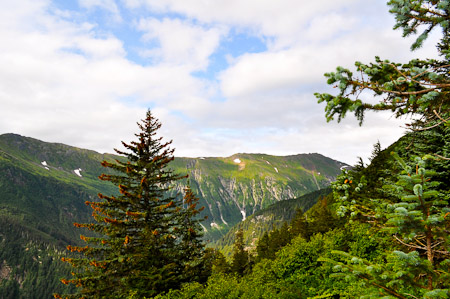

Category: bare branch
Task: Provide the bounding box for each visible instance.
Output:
[433,109,450,123]
[412,120,446,131]
[394,235,426,250]
[433,154,450,161]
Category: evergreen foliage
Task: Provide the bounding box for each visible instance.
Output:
[315,0,450,131]
[57,111,206,298]
[323,154,450,298]
[314,1,450,297]
[230,229,250,276]
[289,208,309,240]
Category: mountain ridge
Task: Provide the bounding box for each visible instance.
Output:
[0,133,348,240]
[0,133,347,297]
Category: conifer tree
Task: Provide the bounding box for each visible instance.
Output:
[231,229,249,276]
[306,195,340,235]
[56,110,205,298]
[255,232,271,261]
[315,1,450,297]
[321,155,449,298]
[289,208,309,239]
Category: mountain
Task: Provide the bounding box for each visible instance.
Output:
[212,188,332,257]
[0,134,121,297]
[170,154,345,240]
[0,133,346,298]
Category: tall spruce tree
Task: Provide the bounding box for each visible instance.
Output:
[56,111,205,299]
[289,208,309,240]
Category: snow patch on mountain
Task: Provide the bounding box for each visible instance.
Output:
[240,209,246,221]
[74,168,82,177]
[41,161,50,170]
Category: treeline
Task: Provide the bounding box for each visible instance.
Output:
[212,188,331,257]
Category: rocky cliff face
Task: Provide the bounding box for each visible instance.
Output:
[170,153,345,240]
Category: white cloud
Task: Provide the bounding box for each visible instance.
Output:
[304,12,357,41]
[136,17,225,70]
[219,24,439,100]
[127,1,355,32]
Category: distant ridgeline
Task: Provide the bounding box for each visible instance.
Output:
[171,153,346,240]
[0,133,346,298]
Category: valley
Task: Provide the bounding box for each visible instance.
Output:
[0,133,345,298]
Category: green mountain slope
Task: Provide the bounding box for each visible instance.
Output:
[0,133,346,298]
[211,188,332,257]
[0,134,122,298]
[0,134,119,242]
[171,153,345,240]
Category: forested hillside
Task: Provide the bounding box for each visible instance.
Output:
[171,153,344,240]
[0,134,120,297]
[0,133,341,298]
[212,188,331,257]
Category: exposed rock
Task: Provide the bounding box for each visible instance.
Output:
[0,260,11,281]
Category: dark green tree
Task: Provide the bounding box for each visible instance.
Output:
[289,208,309,239]
[255,232,271,261]
[172,185,207,284]
[231,229,249,276]
[321,156,450,298]
[306,195,341,236]
[57,111,205,298]
[209,249,232,275]
[267,222,291,257]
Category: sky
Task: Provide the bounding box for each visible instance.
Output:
[0,0,442,165]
